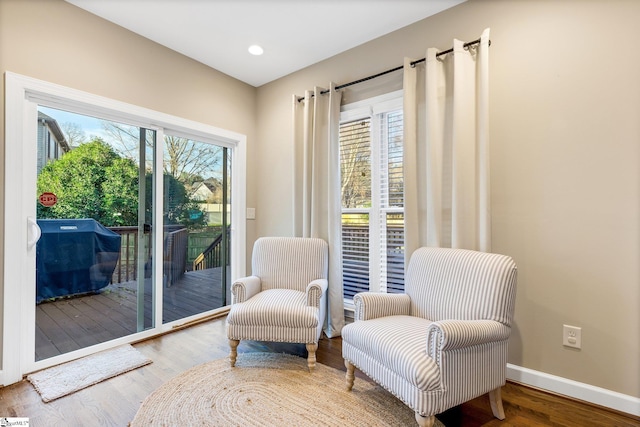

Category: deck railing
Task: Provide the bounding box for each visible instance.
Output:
[108,225,404,288]
[108,226,148,284]
[108,225,187,285]
[192,228,229,271]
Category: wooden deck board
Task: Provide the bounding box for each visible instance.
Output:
[97,286,149,328]
[36,304,91,354]
[34,314,66,361]
[35,268,225,361]
[60,299,121,341]
[71,294,137,336]
[81,296,135,332]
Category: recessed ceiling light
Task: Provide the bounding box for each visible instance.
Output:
[248,45,264,56]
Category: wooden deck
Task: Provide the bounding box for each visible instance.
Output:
[35,267,227,361]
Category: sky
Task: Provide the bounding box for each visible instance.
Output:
[38,105,225,181]
[39,106,112,143]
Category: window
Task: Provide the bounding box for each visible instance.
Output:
[340,91,404,300]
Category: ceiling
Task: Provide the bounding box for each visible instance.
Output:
[65,0,465,87]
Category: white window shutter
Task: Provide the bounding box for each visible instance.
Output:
[339,96,404,300]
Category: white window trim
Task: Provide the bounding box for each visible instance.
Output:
[2,71,246,385]
[340,90,403,119]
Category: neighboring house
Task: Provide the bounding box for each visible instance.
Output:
[190,181,216,202]
[191,181,228,225]
[37,111,70,174]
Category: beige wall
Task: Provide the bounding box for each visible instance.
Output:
[0,0,258,363]
[255,0,640,397]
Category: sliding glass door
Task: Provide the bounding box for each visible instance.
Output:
[2,72,247,385]
[161,136,232,324]
[32,108,235,361]
[34,107,156,361]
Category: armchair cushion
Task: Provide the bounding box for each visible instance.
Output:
[342,315,440,391]
[227,289,320,329]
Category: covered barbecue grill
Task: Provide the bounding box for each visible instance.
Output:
[36,218,121,303]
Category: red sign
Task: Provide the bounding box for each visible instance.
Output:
[39,192,58,207]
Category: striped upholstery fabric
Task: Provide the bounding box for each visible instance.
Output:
[343,316,440,391]
[252,237,328,292]
[353,292,411,321]
[405,248,517,326]
[226,237,329,346]
[342,247,517,420]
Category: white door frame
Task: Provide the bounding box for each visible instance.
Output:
[2,71,246,385]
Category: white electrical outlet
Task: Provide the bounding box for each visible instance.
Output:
[563,324,582,349]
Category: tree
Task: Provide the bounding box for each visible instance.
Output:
[37,139,139,226]
[60,122,86,148]
[151,174,206,229]
[102,157,140,226]
[340,120,371,209]
[204,178,224,204]
[37,139,205,228]
[101,122,223,182]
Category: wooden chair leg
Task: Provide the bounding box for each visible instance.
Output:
[415,413,435,427]
[345,360,355,391]
[305,343,318,372]
[228,339,239,367]
[489,387,506,420]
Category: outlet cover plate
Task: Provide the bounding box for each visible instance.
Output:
[563,324,582,349]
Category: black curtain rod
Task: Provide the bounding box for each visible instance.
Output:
[298,38,487,101]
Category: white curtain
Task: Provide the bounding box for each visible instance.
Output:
[292,83,344,338]
[404,28,491,260]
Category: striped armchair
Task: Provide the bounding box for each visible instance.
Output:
[342,247,517,427]
[226,237,329,371]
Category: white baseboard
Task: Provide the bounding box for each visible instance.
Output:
[507,364,640,417]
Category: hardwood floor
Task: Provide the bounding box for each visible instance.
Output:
[1,317,638,427]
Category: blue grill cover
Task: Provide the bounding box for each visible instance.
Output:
[36,219,121,303]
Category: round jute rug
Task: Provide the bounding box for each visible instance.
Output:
[131,352,444,427]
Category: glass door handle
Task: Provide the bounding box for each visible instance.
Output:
[27,217,41,249]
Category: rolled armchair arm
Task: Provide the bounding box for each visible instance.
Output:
[306,279,328,307]
[426,319,511,357]
[231,275,262,303]
[353,292,411,321]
